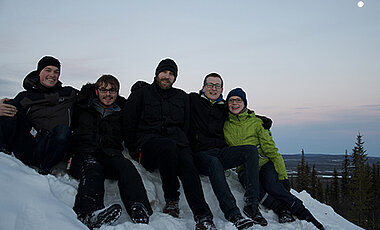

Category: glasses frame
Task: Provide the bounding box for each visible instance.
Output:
[204,83,222,90]
[97,87,118,94]
[228,98,243,104]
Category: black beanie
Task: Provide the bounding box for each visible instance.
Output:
[155,58,178,78]
[227,88,248,106]
[37,56,61,74]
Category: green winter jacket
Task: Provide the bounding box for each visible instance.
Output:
[223,109,288,180]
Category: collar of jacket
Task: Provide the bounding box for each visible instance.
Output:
[199,91,225,105]
[92,98,121,118]
[228,108,254,121]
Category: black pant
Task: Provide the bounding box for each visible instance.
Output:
[239,161,304,214]
[140,136,213,220]
[70,153,152,217]
[0,108,70,173]
[194,145,259,220]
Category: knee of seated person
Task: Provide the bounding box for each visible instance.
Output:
[239,145,258,160]
[206,157,223,169]
[244,145,258,153]
[51,124,71,141]
[82,159,104,174]
[158,139,177,153]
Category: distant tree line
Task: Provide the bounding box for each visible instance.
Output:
[292,133,380,230]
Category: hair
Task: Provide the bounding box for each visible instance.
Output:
[203,72,223,88]
[95,74,120,91]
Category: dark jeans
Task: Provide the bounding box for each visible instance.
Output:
[194,145,259,220]
[70,153,152,217]
[239,161,304,214]
[0,109,70,174]
[140,136,212,221]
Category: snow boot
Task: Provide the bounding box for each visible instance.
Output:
[163,200,179,218]
[79,204,122,229]
[295,208,325,230]
[195,216,217,230]
[229,214,254,230]
[278,209,295,223]
[243,204,268,226]
[130,202,150,224]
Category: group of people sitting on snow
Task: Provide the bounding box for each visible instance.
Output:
[0,56,324,230]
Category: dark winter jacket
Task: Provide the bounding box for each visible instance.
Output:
[124,81,190,160]
[188,92,273,153]
[188,92,229,153]
[70,84,126,157]
[9,70,78,131]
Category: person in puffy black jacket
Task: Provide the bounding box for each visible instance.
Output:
[0,56,77,174]
[69,75,152,228]
[124,59,216,229]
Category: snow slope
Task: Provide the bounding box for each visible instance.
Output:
[0,152,363,230]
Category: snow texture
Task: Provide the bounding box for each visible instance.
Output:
[0,151,363,230]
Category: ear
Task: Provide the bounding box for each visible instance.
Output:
[95,88,98,96]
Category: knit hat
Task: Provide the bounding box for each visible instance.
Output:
[155,58,178,78]
[226,88,247,106]
[37,56,61,74]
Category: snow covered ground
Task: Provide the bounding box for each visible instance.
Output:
[0,151,363,230]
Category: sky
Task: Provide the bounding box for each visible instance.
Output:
[0,152,363,229]
[0,0,379,157]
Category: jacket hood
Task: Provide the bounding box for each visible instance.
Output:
[23,70,62,92]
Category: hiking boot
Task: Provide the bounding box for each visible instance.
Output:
[229,214,254,230]
[163,200,179,218]
[195,216,217,230]
[278,209,295,223]
[78,204,122,229]
[243,204,268,226]
[130,202,150,224]
[295,208,325,230]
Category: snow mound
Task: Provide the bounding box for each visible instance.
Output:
[0,152,363,230]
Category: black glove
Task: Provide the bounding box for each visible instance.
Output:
[255,114,273,130]
[131,81,149,92]
[280,179,291,191]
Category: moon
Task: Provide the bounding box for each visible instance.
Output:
[357,1,364,8]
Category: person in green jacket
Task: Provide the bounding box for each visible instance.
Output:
[223,88,324,230]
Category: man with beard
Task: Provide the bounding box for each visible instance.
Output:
[124,59,217,230]
[0,56,77,175]
[69,75,152,229]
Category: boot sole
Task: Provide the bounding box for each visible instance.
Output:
[243,210,268,226]
[96,204,122,227]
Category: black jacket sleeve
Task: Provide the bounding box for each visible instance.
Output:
[123,90,142,159]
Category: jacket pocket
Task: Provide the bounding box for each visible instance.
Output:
[143,101,161,122]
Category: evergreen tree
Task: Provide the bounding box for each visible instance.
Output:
[340,149,350,213]
[316,177,324,202]
[331,168,340,210]
[348,133,373,229]
[309,164,317,198]
[296,149,310,192]
[325,183,331,205]
[371,162,380,229]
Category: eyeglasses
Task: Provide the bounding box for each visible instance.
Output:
[98,87,117,94]
[204,83,222,90]
[228,98,243,104]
